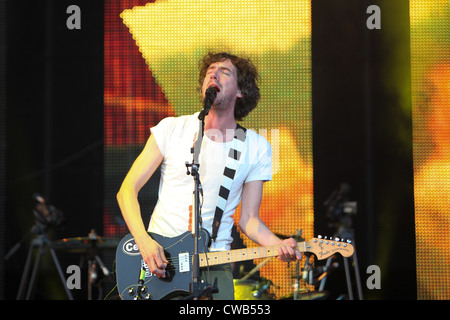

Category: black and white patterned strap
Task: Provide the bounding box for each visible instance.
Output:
[211,124,247,242]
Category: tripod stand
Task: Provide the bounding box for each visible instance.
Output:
[5,194,71,299]
[318,226,363,300]
[16,227,73,300]
[320,200,363,300]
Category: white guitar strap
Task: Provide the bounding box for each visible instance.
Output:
[211,124,247,242]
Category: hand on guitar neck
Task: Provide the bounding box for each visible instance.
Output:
[277,237,303,262]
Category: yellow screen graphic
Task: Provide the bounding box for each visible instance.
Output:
[105,0,312,299]
[411,0,450,300]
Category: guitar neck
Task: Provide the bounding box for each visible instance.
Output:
[198,242,306,267]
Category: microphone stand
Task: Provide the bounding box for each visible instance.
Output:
[184,102,216,300]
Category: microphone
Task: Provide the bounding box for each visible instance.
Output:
[203,86,217,114]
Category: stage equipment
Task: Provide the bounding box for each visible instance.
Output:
[6,194,72,300]
[236,250,275,300]
[322,183,363,300]
[289,229,310,300]
[280,289,328,300]
[52,229,118,300]
[233,278,275,300]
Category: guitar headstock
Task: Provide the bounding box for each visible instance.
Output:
[304,236,354,260]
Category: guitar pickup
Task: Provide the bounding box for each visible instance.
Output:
[179,252,190,273]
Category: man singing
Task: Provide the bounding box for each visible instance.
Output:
[117,52,302,299]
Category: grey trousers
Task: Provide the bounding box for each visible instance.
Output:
[199,263,235,300]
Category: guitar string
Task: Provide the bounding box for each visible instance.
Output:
[163,247,277,264]
[155,241,348,269]
[158,246,280,271]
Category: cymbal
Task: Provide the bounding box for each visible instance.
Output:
[279,290,329,300]
[52,236,120,253]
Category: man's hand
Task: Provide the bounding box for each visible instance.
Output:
[277,238,302,262]
[136,234,168,278]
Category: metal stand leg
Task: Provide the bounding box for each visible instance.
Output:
[49,247,74,299]
[16,238,40,300]
[318,256,333,292]
[322,186,363,300]
[87,258,95,300]
[343,257,354,299]
[317,236,363,300]
[16,235,73,300]
[351,242,364,299]
[343,241,363,300]
[87,254,111,300]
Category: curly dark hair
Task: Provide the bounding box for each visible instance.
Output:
[198,52,260,121]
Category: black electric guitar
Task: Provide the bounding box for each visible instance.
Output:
[115,229,354,300]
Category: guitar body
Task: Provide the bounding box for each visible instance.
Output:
[115,229,354,300]
[115,229,210,300]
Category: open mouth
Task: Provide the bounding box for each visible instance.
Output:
[208,84,221,92]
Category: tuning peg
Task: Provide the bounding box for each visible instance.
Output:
[318,235,323,239]
[335,237,340,242]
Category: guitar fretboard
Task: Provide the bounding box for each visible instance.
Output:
[198,242,306,267]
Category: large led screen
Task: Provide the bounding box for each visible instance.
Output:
[411,0,450,300]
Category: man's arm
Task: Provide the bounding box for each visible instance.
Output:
[238,180,302,262]
[116,134,168,277]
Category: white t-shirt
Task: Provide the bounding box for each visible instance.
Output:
[148,112,272,251]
